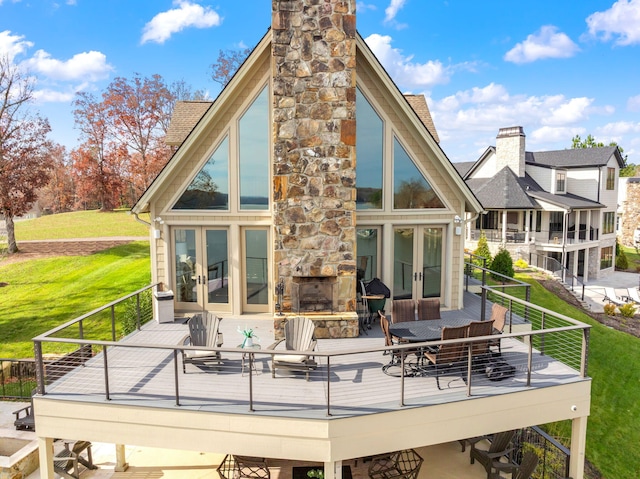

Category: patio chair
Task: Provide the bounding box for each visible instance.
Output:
[490,450,539,479]
[217,454,270,479]
[423,324,469,389]
[467,320,495,370]
[417,298,441,321]
[368,449,423,479]
[53,440,97,479]
[624,287,640,305]
[603,287,626,306]
[13,390,36,431]
[488,303,508,354]
[469,429,516,479]
[268,316,317,380]
[181,312,224,373]
[391,299,416,323]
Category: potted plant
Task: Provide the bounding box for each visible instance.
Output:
[238,326,259,348]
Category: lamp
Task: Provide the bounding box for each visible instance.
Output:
[454,215,463,236]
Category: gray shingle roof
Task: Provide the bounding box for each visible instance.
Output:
[453,161,475,177]
[525,146,623,168]
[526,191,604,209]
[465,167,540,209]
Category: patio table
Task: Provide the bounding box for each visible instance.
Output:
[388,317,473,343]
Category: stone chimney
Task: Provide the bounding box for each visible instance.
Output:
[271,0,357,315]
[496,126,526,177]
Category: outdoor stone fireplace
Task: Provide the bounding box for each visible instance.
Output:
[271,0,358,338]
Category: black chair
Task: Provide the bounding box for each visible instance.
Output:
[368,449,423,479]
[490,450,539,479]
[470,430,516,479]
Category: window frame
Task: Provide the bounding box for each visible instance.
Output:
[606,167,615,190]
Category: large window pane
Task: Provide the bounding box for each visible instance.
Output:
[173,137,229,210]
[356,88,383,209]
[174,229,197,303]
[356,228,378,282]
[422,228,442,298]
[206,230,229,304]
[393,138,444,209]
[245,229,269,305]
[239,87,269,210]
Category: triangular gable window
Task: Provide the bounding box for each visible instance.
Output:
[393,137,444,209]
[173,136,229,210]
[239,86,269,210]
[356,87,383,210]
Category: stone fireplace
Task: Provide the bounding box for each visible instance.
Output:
[272,0,358,338]
[292,276,337,313]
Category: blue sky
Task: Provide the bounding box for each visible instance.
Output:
[1,0,639,164]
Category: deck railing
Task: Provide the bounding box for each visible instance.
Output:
[31,284,590,417]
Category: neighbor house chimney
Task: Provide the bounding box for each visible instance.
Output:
[271,0,357,313]
[496,126,526,177]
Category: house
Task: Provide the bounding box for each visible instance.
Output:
[456,126,624,282]
[32,3,591,479]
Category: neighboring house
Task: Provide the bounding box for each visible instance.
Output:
[617,176,640,247]
[32,3,591,479]
[456,126,624,282]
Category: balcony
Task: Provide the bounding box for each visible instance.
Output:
[30,284,590,479]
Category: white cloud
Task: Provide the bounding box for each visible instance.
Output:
[141,0,222,45]
[504,25,579,64]
[364,33,451,89]
[529,126,584,144]
[0,30,33,62]
[544,97,593,125]
[32,88,75,103]
[384,0,406,23]
[356,2,377,13]
[599,120,640,136]
[627,94,640,111]
[586,0,640,46]
[21,50,113,82]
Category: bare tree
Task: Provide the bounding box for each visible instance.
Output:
[0,55,54,253]
[209,48,251,87]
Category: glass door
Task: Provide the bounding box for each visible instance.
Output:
[392,226,443,300]
[173,227,230,312]
[242,227,270,313]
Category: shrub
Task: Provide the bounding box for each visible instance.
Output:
[616,239,629,270]
[618,302,636,318]
[490,247,514,280]
[603,303,617,316]
[122,289,154,336]
[514,258,529,269]
[473,231,492,267]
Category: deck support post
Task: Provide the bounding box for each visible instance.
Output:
[323,460,343,479]
[115,444,129,471]
[569,414,588,479]
[37,436,54,479]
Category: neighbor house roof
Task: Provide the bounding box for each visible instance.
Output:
[526,191,605,210]
[465,167,540,209]
[165,101,212,146]
[525,146,624,169]
[404,94,439,143]
[452,161,475,178]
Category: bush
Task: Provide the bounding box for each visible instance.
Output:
[616,239,629,270]
[618,302,636,318]
[514,258,529,269]
[490,247,514,280]
[473,231,492,267]
[603,303,617,316]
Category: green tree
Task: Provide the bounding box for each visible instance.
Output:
[615,238,629,270]
[571,134,631,174]
[490,247,514,280]
[473,231,492,267]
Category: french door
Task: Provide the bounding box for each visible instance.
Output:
[392,226,443,300]
[173,227,230,312]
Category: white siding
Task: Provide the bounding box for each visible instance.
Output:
[566,168,601,202]
[472,152,498,178]
[527,165,553,190]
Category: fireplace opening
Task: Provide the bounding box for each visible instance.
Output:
[291,276,337,313]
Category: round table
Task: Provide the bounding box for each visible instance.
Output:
[388,317,473,342]
[237,344,261,376]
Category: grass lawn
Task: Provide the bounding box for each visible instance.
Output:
[0,242,151,358]
[13,209,150,240]
[516,274,640,479]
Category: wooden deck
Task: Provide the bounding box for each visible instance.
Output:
[42,293,586,420]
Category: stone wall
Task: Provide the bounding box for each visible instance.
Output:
[620,179,640,246]
[272,0,357,314]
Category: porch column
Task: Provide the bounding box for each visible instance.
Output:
[525,210,531,243]
[583,249,590,283]
[38,436,55,479]
[323,460,343,479]
[115,444,129,471]
[587,210,592,240]
[501,210,507,243]
[570,415,588,479]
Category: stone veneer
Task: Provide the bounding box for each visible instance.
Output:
[620,179,640,247]
[271,0,357,317]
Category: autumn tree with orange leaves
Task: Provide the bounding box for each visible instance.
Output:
[38,144,75,214]
[0,55,55,253]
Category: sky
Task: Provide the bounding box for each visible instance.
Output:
[1,0,640,165]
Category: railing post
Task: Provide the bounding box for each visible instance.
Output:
[326,357,331,416]
[103,345,110,400]
[539,312,546,356]
[249,352,254,412]
[481,286,487,321]
[34,341,46,396]
[524,285,531,326]
[581,328,589,378]
[466,344,472,397]
[173,350,181,406]
[111,305,117,341]
[527,335,533,387]
[400,352,405,407]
